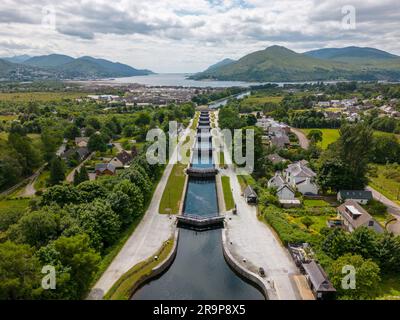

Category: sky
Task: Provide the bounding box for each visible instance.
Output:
[0,0,399,73]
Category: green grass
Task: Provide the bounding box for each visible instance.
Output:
[34,170,50,191]
[0,92,88,103]
[159,163,187,214]
[0,115,18,121]
[303,199,330,208]
[373,130,400,142]
[221,176,234,211]
[237,174,256,192]
[375,275,400,300]
[218,151,225,167]
[241,95,283,107]
[104,238,174,300]
[190,112,199,130]
[368,165,400,206]
[0,198,30,215]
[300,128,340,149]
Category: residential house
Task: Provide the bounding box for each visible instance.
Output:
[302,260,336,300]
[267,153,286,165]
[243,186,257,204]
[75,137,89,148]
[270,135,290,149]
[337,200,383,233]
[337,190,373,205]
[268,173,300,207]
[61,147,89,162]
[95,163,116,176]
[284,161,319,195]
[109,150,133,168]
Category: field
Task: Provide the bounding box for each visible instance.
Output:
[241,95,283,107]
[221,176,234,211]
[237,174,256,192]
[300,128,340,149]
[0,198,30,215]
[368,165,400,205]
[0,92,88,103]
[0,115,18,121]
[159,163,187,214]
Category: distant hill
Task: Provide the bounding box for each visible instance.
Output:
[304,46,399,62]
[24,54,75,67]
[0,54,154,81]
[2,55,31,63]
[191,45,400,82]
[204,58,236,72]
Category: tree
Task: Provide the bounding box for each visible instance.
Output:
[113,180,144,217]
[64,124,81,140]
[317,156,354,192]
[322,228,351,259]
[107,191,135,225]
[37,234,100,299]
[371,135,400,164]
[73,167,89,186]
[0,155,23,190]
[49,156,65,186]
[301,216,314,229]
[307,129,323,144]
[76,199,121,249]
[41,185,81,207]
[335,123,373,189]
[8,132,41,175]
[0,241,42,299]
[88,133,107,152]
[8,209,60,247]
[77,181,107,202]
[329,254,380,299]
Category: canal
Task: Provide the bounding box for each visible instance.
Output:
[131,112,264,300]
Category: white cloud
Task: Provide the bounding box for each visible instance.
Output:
[0,0,399,72]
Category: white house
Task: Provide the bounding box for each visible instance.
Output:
[284,161,319,195]
[277,184,296,200]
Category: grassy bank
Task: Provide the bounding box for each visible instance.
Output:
[221,176,234,211]
[104,238,174,300]
[159,163,187,214]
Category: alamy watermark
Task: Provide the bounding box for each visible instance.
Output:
[145,121,255,175]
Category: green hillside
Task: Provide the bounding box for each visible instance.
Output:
[192,46,400,82]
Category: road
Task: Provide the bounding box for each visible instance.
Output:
[66,152,95,183]
[88,120,193,300]
[290,127,309,149]
[367,186,400,234]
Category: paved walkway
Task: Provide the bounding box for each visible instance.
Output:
[367,186,400,234]
[88,122,193,300]
[290,127,309,149]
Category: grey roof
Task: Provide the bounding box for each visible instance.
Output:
[268,172,286,188]
[244,186,257,198]
[285,161,316,178]
[267,153,286,164]
[116,150,133,165]
[277,183,295,194]
[270,135,290,148]
[337,200,383,232]
[338,190,372,200]
[302,260,336,293]
[95,163,116,173]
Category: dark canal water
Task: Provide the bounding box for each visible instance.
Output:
[132,229,264,300]
[131,113,264,300]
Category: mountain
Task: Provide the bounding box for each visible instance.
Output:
[2,55,31,63]
[204,58,236,72]
[0,54,154,80]
[304,46,399,62]
[191,45,400,82]
[24,54,75,67]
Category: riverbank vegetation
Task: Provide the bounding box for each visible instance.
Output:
[104,238,174,300]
